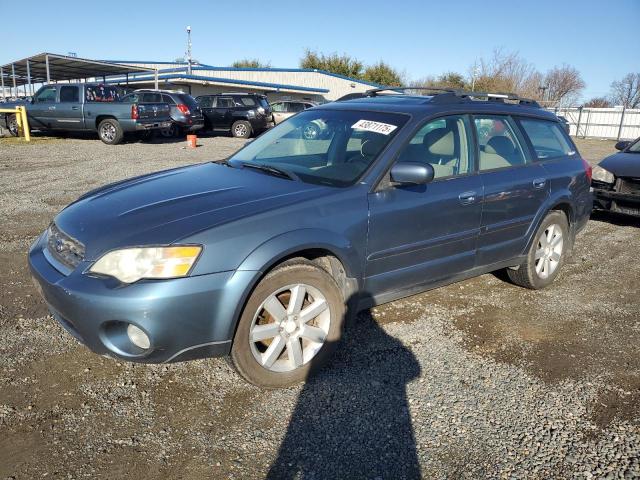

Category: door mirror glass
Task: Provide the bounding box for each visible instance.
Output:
[615,141,630,151]
[390,162,434,185]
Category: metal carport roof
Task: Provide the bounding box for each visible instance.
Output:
[0,52,155,88]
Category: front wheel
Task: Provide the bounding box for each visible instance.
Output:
[230,260,345,388]
[507,211,570,289]
[231,120,252,139]
[7,114,19,136]
[97,119,124,145]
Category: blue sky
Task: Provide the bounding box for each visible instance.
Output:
[1,0,638,100]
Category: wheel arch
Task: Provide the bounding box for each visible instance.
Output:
[95,115,118,130]
[523,191,575,255]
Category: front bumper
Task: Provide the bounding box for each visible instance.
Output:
[593,188,640,217]
[28,233,257,363]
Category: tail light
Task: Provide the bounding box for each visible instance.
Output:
[581,158,592,181]
[177,104,191,115]
[131,104,139,120]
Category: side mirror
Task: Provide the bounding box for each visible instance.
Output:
[615,141,630,151]
[390,162,434,185]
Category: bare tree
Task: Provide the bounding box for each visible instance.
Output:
[583,97,612,108]
[610,73,640,108]
[542,64,585,107]
[470,49,542,99]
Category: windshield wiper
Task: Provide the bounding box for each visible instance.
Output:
[241,162,298,181]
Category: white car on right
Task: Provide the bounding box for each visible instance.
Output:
[271,100,320,125]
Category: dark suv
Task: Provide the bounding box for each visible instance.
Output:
[122,90,204,137]
[29,88,592,388]
[196,93,274,138]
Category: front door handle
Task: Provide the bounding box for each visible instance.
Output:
[48,106,56,110]
[71,106,79,110]
[533,178,547,189]
[459,191,478,205]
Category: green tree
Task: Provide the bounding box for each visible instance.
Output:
[300,50,363,78]
[362,61,403,87]
[231,58,271,68]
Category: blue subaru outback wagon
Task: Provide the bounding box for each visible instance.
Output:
[29,88,593,387]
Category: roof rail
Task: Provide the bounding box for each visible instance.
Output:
[365,86,540,107]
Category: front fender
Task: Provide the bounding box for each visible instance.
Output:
[237,228,363,280]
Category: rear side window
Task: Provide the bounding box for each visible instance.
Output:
[162,94,176,105]
[518,118,575,160]
[474,116,527,171]
[59,86,79,103]
[236,96,257,107]
[217,97,234,108]
[142,93,162,103]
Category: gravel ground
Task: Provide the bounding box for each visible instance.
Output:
[0,133,638,479]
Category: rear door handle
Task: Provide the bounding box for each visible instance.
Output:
[48,106,56,110]
[459,191,478,205]
[533,178,547,189]
[71,106,79,110]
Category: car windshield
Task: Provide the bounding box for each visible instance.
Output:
[628,139,640,153]
[228,109,407,187]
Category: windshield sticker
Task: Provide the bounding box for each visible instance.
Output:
[351,119,398,135]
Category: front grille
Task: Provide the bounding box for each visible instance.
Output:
[46,223,85,270]
[617,177,640,195]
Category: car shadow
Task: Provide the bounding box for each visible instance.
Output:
[266,293,422,480]
[590,210,640,228]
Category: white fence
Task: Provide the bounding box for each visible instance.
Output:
[547,106,640,140]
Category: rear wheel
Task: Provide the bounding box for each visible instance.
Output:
[7,114,18,136]
[231,120,252,139]
[230,260,345,388]
[97,119,124,145]
[160,123,179,138]
[507,211,569,289]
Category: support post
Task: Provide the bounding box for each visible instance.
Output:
[45,54,51,83]
[11,63,16,98]
[575,107,583,138]
[617,106,627,141]
[1,66,5,100]
[26,59,32,96]
[154,69,159,90]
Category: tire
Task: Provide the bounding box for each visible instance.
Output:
[97,119,124,145]
[7,114,18,136]
[160,123,179,138]
[230,260,345,388]
[231,120,252,139]
[507,211,570,290]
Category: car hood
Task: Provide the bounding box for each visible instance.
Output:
[599,152,640,178]
[53,162,328,260]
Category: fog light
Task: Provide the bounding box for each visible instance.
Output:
[126,324,150,350]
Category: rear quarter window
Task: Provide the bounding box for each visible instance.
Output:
[518,118,575,160]
[236,97,257,107]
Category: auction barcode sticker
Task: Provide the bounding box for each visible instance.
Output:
[351,119,398,135]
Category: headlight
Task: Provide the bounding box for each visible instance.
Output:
[89,246,202,283]
[246,110,256,118]
[592,165,615,184]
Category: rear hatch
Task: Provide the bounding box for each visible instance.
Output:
[176,94,204,121]
[136,102,171,121]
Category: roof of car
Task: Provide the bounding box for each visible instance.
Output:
[320,91,558,121]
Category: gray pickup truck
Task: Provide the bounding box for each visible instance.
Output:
[1,83,171,144]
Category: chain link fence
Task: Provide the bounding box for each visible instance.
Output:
[547,106,640,140]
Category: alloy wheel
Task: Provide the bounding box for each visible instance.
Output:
[234,124,248,137]
[249,283,330,372]
[535,223,563,279]
[100,123,116,142]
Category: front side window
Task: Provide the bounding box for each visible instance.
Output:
[518,118,575,160]
[197,96,214,108]
[395,115,473,179]
[229,109,408,187]
[59,86,79,103]
[474,116,527,171]
[271,102,285,112]
[35,86,57,103]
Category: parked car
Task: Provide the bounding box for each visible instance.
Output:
[1,84,171,144]
[195,93,274,138]
[29,88,592,388]
[123,89,204,138]
[271,100,319,124]
[592,137,640,217]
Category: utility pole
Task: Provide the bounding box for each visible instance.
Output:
[186,26,193,75]
[471,64,479,92]
[539,85,548,105]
